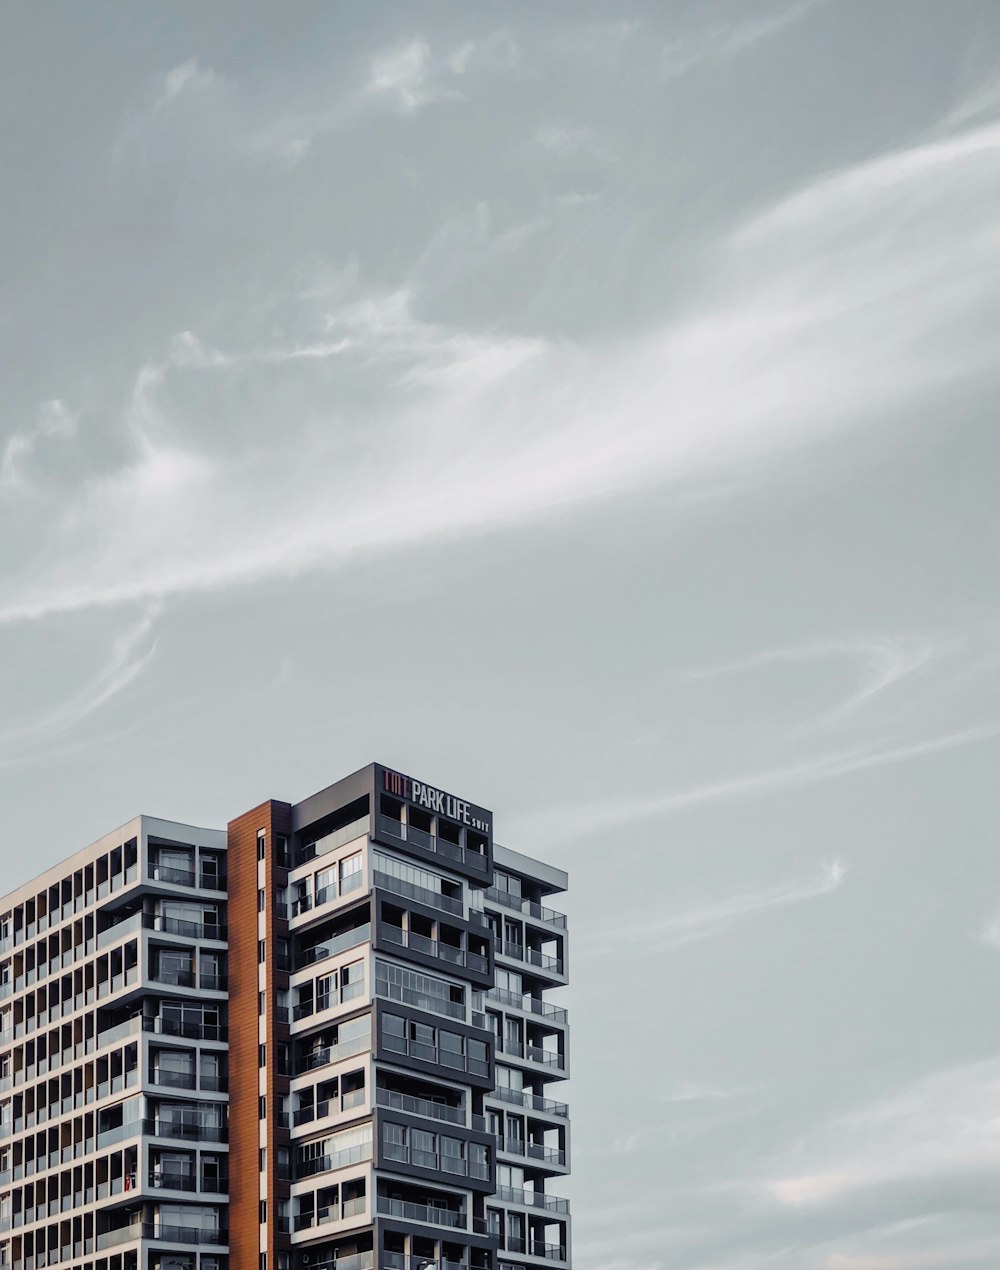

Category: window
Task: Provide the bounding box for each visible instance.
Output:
[372,851,453,900]
[440,1135,465,1174]
[259,1200,267,1223]
[316,972,337,1012]
[382,1013,406,1054]
[258,940,266,964]
[470,1142,489,1179]
[410,1127,435,1168]
[257,831,266,862]
[259,1096,267,1120]
[495,871,522,900]
[438,1030,464,1069]
[383,1121,406,1161]
[258,890,266,913]
[467,1037,489,1074]
[375,958,465,1019]
[316,865,336,905]
[496,968,522,995]
[410,1020,435,1047]
[341,959,364,1002]
[340,853,363,893]
[258,1044,266,1068]
[258,991,265,1017]
[259,1148,266,1172]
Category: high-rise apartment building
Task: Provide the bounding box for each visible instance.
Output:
[0,764,571,1270]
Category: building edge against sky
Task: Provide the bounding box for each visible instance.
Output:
[0,763,571,1270]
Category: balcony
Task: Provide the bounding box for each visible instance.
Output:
[145,914,227,941]
[98,1223,227,1247]
[383,1139,490,1180]
[376,1195,465,1228]
[481,887,567,929]
[148,1171,198,1192]
[150,1117,226,1142]
[298,814,371,865]
[487,1087,569,1118]
[96,911,144,949]
[151,1017,227,1043]
[497,943,564,975]
[298,1032,370,1072]
[148,864,196,888]
[501,1239,567,1263]
[382,925,488,974]
[295,1140,372,1178]
[495,1138,566,1168]
[383,1257,471,1270]
[495,1185,569,1214]
[382,1033,489,1079]
[291,1194,367,1232]
[296,923,371,971]
[310,1254,374,1270]
[374,871,463,918]
[485,988,567,1025]
[375,814,488,874]
[290,1085,363,1126]
[149,1069,197,1091]
[375,1087,467,1126]
[375,977,466,1021]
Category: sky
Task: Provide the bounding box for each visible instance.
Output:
[3,1,1000,1266]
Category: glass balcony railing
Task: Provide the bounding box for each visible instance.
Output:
[375,1087,466,1126]
[296,923,371,971]
[376,1195,465,1228]
[148,864,196,888]
[481,887,567,928]
[373,871,463,917]
[487,1085,569,1118]
[381,926,488,974]
[374,815,488,874]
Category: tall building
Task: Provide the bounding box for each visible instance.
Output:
[0,764,571,1270]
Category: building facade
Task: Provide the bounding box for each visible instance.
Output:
[0,764,571,1270]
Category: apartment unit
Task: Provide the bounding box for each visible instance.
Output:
[0,764,571,1270]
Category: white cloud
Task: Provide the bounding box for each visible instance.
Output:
[979,905,1000,950]
[0,606,160,761]
[158,58,216,107]
[3,113,1000,624]
[1,399,79,492]
[688,636,935,732]
[510,720,1000,849]
[535,125,607,158]
[594,860,846,952]
[761,1058,1000,1209]
[662,0,822,80]
[366,38,459,113]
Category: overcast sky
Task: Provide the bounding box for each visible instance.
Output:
[3,2,1000,1267]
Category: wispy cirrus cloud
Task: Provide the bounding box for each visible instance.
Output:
[661,0,823,81]
[688,636,936,734]
[594,860,846,954]
[760,1057,1000,1210]
[1,399,79,493]
[5,112,1000,625]
[0,606,160,763]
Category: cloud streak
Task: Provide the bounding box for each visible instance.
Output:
[0,607,160,762]
[5,111,1000,625]
[687,636,935,733]
[596,860,846,952]
[761,1058,1000,1209]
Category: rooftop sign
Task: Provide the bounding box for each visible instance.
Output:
[378,766,493,838]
